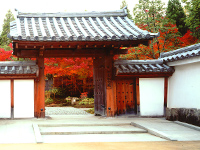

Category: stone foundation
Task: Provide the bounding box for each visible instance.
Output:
[166,108,200,127]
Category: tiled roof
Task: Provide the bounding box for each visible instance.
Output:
[0,61,38,75]
[160,43,200,62]
[8,8,159,42]
[114,60,174,74]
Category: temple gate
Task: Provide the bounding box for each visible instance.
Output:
[9,8,159,117]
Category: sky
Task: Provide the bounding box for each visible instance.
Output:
[0,0,169,31]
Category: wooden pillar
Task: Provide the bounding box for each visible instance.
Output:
[104,54,116,117]
[36,56,45,118]
[11,79,14,119]
[11,79,14,108]
[136,77,140,113]
[93,53,116,117]
[164,77,168,107]
[93,57,105,116]
[34,79,37,117]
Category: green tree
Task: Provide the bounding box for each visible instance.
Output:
[133,0,165,33]
[182,0,200,39]
[120,0,133,20]
[166,0,188,35]
[128,0,182,59]
[0,10,15,46]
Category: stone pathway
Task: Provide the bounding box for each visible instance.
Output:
[45,107,90,115]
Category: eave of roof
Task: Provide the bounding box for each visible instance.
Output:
[114,59,174,75]
[0,61,38,75]
[160,43,200,62]
[8,8,159,42]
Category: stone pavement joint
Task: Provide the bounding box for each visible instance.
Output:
[38,123,148,136]
[174,121,200,132]
[32,124,43,143]
[38,123,131,127]
[0,114,200,144]
[131,122,176,141]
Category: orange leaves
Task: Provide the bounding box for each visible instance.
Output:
[0,48,12,61]
[178,30,198,47]
[118,22,187,60]
[44,57,93,79]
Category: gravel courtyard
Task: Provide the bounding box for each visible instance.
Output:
[45,107,90,115]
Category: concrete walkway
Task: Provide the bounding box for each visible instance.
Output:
[131,118,200,141]
[0,114,200,149]
[0,142,200,150]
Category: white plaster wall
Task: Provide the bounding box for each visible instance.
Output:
[139,78,164,116]
[168,62,200,109]
[0,80,11,118]
[14,80,34,118]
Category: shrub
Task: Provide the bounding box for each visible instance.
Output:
[45,98,54,105]
[86,108,94,114]
[80,92,88,99]
[78,98,94,105]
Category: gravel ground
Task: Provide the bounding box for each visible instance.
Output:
[45,107,90,115]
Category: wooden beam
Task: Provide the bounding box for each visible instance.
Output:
[13,40,146,49]
[0,74,37,79]
[16,43,18,49]
[15,48,128,58]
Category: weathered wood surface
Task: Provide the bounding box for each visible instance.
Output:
[35,57,45,118]
[93,57,105,116]
[104,55,115,117]
[15,49,128,58]
[136,77,140,106]
[116,79,136,115]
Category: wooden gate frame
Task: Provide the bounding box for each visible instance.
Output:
[9,9,161,117]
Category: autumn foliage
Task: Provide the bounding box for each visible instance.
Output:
[178,30,198,47]
[119,21,199,60]
[0,43,13,61]
[44,57,93,79]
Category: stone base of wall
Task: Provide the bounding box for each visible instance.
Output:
[166,108,200,127]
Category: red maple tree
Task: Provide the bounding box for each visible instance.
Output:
[44,57,93,79]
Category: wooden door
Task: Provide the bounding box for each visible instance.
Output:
[93,58,105,116]
[116,79,136,115]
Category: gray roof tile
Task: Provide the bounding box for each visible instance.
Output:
[160,43,200,62]
[114,60,174,74]
[0,61,38,75]
[8,8,159,42]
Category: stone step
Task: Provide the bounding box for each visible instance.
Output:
[38,123,131,127]
[42,134,167,143]
[40,125,147,135]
